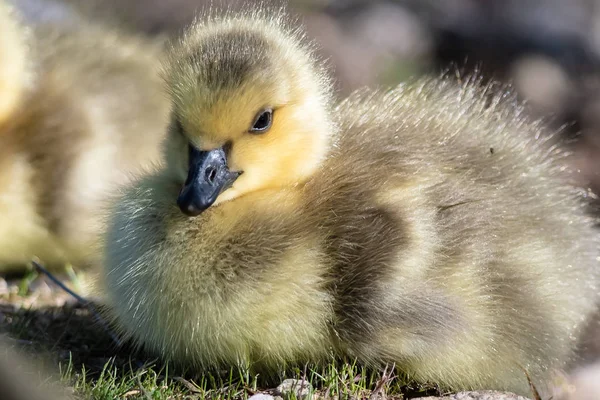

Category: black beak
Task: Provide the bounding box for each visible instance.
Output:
[177,145,242,216]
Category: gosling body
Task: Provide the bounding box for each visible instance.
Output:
[104,11,600,395]
[0,1,169,271]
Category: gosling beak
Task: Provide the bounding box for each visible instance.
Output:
[177,145,242,216]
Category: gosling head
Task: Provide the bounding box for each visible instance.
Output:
[162,11,334,216]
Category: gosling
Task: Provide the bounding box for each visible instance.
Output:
[0,1,170,272]
[103,9,600,396]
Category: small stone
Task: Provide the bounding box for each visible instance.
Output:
[275,379,313,399]
[248,394,277,400]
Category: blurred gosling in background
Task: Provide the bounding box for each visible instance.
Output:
[0,0,170,273]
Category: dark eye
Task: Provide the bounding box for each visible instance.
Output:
[249,109,273,133]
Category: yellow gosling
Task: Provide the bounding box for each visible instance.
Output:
[103,9,600,396]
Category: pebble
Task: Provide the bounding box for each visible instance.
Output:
[248,394,276,400]
[275,379,313,399]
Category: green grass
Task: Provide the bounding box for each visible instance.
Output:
[0,274,440,399]
[58,355,439,399]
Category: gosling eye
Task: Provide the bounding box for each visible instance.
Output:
[249,109,273,134]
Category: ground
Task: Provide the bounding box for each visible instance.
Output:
[0,269,444,399]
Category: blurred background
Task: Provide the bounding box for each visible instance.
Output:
[11,0,600,198]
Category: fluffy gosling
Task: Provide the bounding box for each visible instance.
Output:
[103,10,600,396]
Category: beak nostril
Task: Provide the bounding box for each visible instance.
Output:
[206,167,217,184]
[179,145,240,216]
